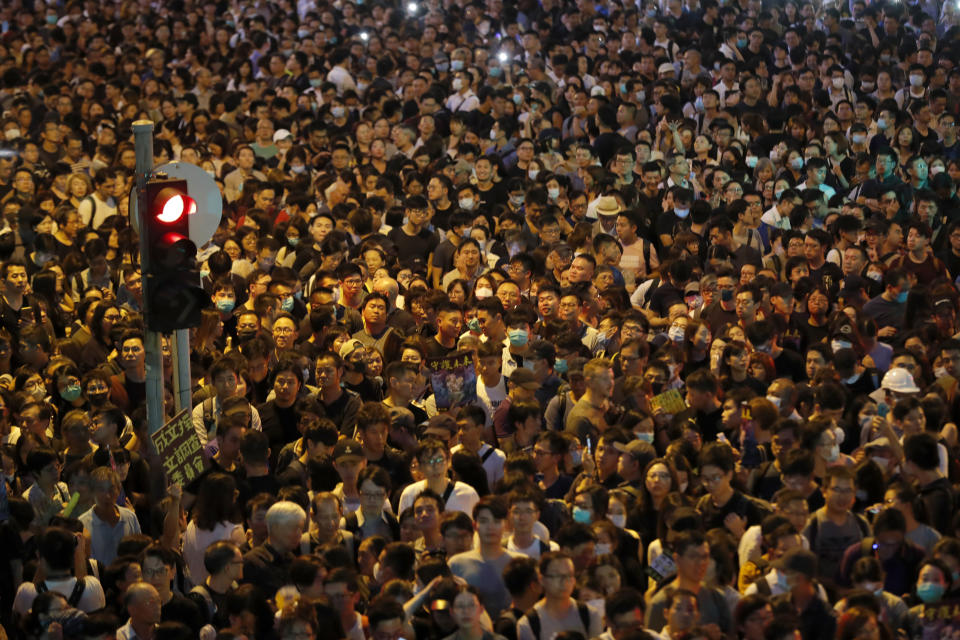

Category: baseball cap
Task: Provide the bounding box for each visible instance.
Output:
[613,439,655,460]
[509,368,541,390]
[333,438,364,463]
[339,339,366,360]
[273,129,293,143]
[658,62,676,75]
[422,414,457,439]
[389,407,416,432]
[934,298,955,314]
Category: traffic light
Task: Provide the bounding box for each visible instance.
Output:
[142,177,210,333]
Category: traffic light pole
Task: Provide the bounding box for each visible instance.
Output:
[172,330,191,413]
[133,121,167,437]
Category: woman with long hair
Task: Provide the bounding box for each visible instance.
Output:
[181,472,245,586]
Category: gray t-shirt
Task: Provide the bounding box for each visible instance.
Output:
[803,508,870,584]
[516,599,603,640]
[645,582,733,634]
[448,549,523,616]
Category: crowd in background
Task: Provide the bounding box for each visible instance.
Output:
[3,0,960,639]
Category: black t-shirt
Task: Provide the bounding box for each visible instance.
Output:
[650,282,684,318]
[701,302,738,334]
[343,375,383,402]
[387,226,440,266]
[540,472,574,500]
[423,337,457,359]
[655,211,690,248]
[162,592,205,633]
[696,490,772,531]
[773,348,806,382]
[592,132,629,166]
[123,376,146,411]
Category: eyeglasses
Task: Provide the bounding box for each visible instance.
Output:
[544,573,575,581]
[362,490,386,500]
[422,456,445,466]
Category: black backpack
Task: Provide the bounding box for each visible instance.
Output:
[36,578,86,608]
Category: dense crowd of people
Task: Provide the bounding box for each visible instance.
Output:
[3,0,960,639]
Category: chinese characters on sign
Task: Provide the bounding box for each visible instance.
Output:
[151,410,207,486]
[425,350,478,410]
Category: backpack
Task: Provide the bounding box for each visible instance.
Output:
[36,578,86,608]
[806,509,870,554]
[190,583,217,622]
[524,602,591,640]
[745,557,772,594]
[636,277,661,310]
[343,510,401,543]
[201,397,217,436]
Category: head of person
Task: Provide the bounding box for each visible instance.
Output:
[265,501,307,553]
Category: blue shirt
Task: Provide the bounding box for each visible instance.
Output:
[79,506,141,565]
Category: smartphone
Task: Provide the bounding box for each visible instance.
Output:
[877,402,889,419]
[586,435,593,456]
[20,306,34,324]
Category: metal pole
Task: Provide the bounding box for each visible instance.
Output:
[171,329,192,412]
[133,120,166,436]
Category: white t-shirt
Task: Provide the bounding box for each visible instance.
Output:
[451,443,505,490]
[182,519,246,587]
[13,576,106,615]
[506,535,559,559]
[397,479,479,516]
[476,377,507,428]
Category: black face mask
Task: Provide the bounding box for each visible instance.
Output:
[88,392,109,406]
[347,358,367,375]
[237,330,258,342]
[650,381,664,395]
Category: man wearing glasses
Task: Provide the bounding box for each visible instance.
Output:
[516,551,603,640]
[397,437,479,516]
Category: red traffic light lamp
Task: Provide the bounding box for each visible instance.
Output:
[142,177,210,333]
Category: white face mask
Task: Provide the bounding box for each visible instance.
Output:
[668,325,685,342]
[822,444,840,463]
[595,543,612,556]
[608,514,626,528]
[475,286,493,299]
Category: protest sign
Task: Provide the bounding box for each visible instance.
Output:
[151,410,207,486]
[425,350,477,410]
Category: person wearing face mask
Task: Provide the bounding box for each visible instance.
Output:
[838,507,926,596]
[862,268,910,334]
[503,312,535,374]
[894,64,928,110]
[837,556,910,632]
[901,558,954,639]
[656,187,694,250]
